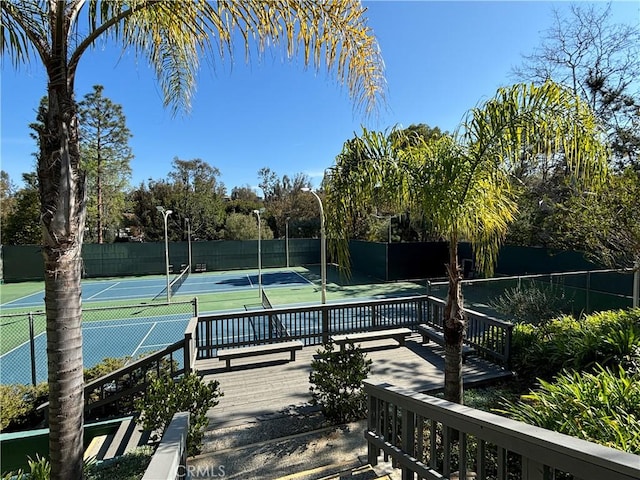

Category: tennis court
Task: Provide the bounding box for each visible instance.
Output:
[0,268,320,385]
[0,312,191,385]
[1,269,314,310]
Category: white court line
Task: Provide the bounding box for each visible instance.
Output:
[0,331,46,358]
[86,281,120,300]
[246,275,254,287]
[1,291,44,307]
[292,271,315,286]
[130,322,157,358]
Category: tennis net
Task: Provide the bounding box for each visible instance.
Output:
[170,264,190,298]
[261,290,290,338]
[153,263,190,302]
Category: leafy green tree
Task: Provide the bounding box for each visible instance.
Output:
[1,1,384,476]
[257,167,314,238]
[325,81,608,404]
[0,170,16,242]
[79,85,133,243]
[226,186,263,216]
[563,168,640,270]
[168,157,226,240]
[2,173,41,245]
[224,212,273,241]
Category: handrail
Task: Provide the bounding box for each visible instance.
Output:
[38,316,197,424]
[142,411,189,480]
[364,382,640,480]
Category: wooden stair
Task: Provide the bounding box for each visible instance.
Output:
[84,416,152,462]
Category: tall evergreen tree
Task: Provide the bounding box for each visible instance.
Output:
[79,85,133,243]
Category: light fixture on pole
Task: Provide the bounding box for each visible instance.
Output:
[301,188,326,304]
[253,209,263,299]
[156,206,173,303]
[185,217,192,270]
[285,216,291,269]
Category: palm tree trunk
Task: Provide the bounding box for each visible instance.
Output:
[443,238,465,404]
[40,79,87,480]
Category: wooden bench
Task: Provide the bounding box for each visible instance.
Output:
[217,340,304,370]
[331,327,412,350]
[195,263,207,273]
[417,323,474,359]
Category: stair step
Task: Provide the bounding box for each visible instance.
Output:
[84,434,108,461]
[104,417,136,459]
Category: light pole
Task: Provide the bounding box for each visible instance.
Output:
[156,206,173,303]
[301,188,326,304]
[185,217,192,270]
[253,209,262,299]
[285,216,291,268]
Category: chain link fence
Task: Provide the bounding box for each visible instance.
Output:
[0,299,197,386]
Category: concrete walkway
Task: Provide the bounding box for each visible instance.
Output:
[188,335,511,479]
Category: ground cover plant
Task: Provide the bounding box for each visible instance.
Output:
[309,341,372,423]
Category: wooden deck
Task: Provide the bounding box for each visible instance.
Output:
[196,334,511,429]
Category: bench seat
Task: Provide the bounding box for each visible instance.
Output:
[217,340,303,370]
[417,323,474,359]
[331,327,412,350]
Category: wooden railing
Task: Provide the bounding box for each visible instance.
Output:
[39,316,199,424]
[195,295,513,366]
[364,382,640,480]
[142,412,189,480]
[423,295,513,365]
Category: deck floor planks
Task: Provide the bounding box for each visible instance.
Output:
[196,334,511,428]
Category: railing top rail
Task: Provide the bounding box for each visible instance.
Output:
[364,381,640,478]
[198,294,429,321]
[425,295,513,328]
[142,411,189,480]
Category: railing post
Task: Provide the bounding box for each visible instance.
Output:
[183,328,192,375]
[29,312,36,386]
[322,306,330,344]
[401,407,415,480]
[192,297,199,317]
[372,304,378,329]
[367,389,379,466]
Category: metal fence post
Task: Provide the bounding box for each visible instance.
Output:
[29,312,36,386]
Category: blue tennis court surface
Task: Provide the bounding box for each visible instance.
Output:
[0,313,190,385]
[1,270,312,309]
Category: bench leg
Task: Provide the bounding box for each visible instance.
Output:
[397,336,406,347]
[290,350,296,362]
[226,359,231,371]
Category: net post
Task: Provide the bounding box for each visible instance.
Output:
[192,297,199,317]
[29,312,36,386]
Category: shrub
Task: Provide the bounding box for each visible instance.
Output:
[490,281,571,325]
[510,308,640,382]
[135,373,222,457]
[499,366,640,454]
[85,446,153,480]
[84,357,130,383]
[0,383,49,432]
[309,341,372,424]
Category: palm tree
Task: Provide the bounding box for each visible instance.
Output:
[325,81,608,404]
[1,1,384,477]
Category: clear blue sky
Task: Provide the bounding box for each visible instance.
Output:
[2,1,639,193]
